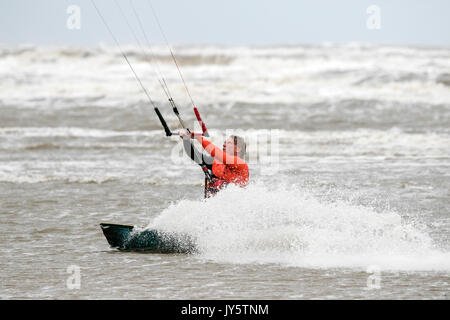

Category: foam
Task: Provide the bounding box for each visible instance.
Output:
[149,183,450,271]
[1,44,450,106]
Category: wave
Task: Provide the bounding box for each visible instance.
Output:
[0,127,449,157]
[0,44,235,66]
[0,126,172,151]
[0,172,197,185]
[0,173,119,184]
[0,127,162,138]
[149,183,450,271]
[1,43,449,107]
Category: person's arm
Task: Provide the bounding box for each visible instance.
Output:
[180,131,213,170]
[195,136,245,165]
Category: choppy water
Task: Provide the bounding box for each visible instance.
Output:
[0,43,449,299]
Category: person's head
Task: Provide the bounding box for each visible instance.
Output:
[223,135,246,159]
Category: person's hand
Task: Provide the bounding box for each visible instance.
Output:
[178,129,191,139]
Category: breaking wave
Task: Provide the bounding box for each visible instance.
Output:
[1,43,449,107]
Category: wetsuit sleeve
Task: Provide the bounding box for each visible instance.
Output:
[182,138,213,170]
[198,138,245,165]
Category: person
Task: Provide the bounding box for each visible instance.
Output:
[179,130,249,198]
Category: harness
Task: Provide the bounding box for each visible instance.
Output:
[204,174,228,198]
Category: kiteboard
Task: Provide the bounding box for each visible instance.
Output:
[100,223,196,253]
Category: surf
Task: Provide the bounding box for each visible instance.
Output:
[148,183,450,271]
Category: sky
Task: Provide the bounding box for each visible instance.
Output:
[0,0,449,46]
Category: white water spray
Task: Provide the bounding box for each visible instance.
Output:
[149,183,450,271]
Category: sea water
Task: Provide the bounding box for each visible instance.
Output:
[0,43,449,299]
